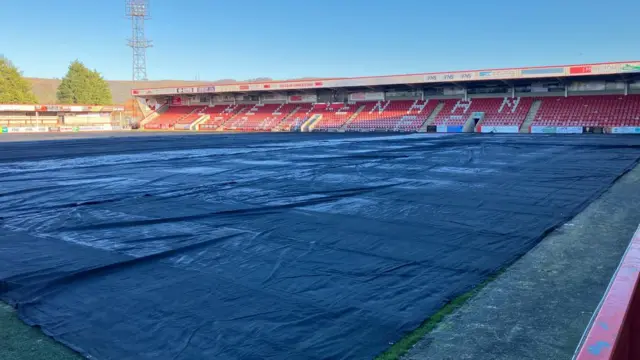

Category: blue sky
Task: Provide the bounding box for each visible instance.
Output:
[1,0,638,81]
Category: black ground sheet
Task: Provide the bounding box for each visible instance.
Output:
[1,133,640,360]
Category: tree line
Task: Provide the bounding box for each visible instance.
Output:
[0,56,113,105]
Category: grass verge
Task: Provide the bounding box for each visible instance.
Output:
[375,271,504,360]
[0,302,82,360]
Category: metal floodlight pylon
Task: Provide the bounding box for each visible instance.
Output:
[125,0,152,82]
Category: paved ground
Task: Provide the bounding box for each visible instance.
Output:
[404,163,640,360]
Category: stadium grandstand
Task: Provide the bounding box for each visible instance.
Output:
[133,61,640,135]
[5,0,640,359]
[0,104,126,133]
[2,59,640,360]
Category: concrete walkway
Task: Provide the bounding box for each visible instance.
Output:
[404,165,640,360]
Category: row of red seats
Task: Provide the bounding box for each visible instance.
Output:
[348,100,438,131]
[433,99,471,126]
[433,97,533,127]
[198,105,250,130]
[532,95,640,127]
[312,103,359,130]
[146,95,640,131]
[475,98,533,126]
[144,106,204,129]
[223,103,300,131]
[276,103,314,131]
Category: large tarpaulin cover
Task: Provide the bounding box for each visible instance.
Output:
[1,133,640,360]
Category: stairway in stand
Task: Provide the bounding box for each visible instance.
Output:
[301,114,322,132]
[140,103,169,128]
[216,105,248,131]
[339,105,366,132]
[519,99,542,133]
[418,101,444,132]
[272,105,301,131]
[190,114,210,130]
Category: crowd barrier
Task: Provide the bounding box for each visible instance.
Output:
[574,224,640,360]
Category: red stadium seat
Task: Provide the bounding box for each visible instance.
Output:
[198,104,251,130]
[347,100,438,132]
[532,95,640,127]
[146,95,640,132]
[312,103,360,130]
[433,97,533,127]
[144,106,204,130]
[222,103,300,131]
[277,103,314,131]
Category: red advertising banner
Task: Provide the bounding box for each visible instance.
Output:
[569,66,592,75]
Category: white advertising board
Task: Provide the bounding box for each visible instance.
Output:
[531,126,583,134]
[480,126,519,133]
[6,126,49,133]
[556,126,583,134]
[349,92,385,101]
[611,127,640,134]
[288,94,318,103]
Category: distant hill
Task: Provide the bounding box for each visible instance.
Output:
[27,77,321,105]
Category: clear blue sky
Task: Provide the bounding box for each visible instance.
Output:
[1,0,638,81]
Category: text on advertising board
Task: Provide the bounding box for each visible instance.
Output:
[424,72,474,82]
[478,70,517,79]
[131,61,640,96]
[569,66,592,75]
[176,87,198,94]
[198,86,216,93]
[622,64,640,73]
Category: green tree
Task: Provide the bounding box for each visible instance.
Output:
[0,56,38,104]
[56,60,112,105]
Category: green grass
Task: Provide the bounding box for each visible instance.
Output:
[0,302,82,360]
[375,271,503,360]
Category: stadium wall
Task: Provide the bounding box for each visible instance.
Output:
[574,224,640,360]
